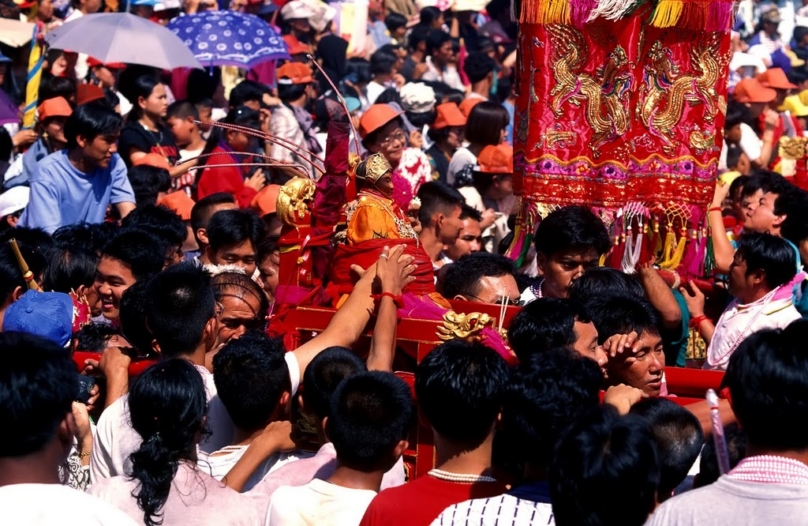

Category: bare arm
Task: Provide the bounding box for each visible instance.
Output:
[636,264,682,330]
[685,399,736,439]
[679,281,715,344]
[115,201,136,220]
[708,182,735,274]
[221,421,294,492]
[366,246,415,372]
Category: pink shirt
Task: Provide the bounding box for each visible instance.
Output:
[87,462,260,525]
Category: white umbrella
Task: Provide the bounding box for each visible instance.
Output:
[44,13,202,70]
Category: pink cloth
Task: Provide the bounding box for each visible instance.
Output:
[87,462,260,525]
[728,456,808,485]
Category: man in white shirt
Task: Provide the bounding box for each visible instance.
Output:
[420,30,464,91]
[267,371,412,526]
[681,232,801,371]
[647,322,808,525]
[0,332,137,525]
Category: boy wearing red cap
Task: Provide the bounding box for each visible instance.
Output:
[270,62,320,178]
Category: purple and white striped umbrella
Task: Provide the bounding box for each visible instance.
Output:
[168,10,290,69]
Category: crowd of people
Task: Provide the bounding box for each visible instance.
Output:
[2,0,808,524]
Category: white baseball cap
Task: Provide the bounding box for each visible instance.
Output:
[0,187,30,217]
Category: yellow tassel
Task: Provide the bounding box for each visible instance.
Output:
[543,0,570,24]
[660,231,688,270]
[650,0,683,28]
[658,229,675,267]
[520,0,545,23]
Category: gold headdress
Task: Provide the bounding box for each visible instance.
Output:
[355,153,392,184]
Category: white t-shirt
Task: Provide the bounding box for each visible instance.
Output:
[179,147,205,163]
[266,478,377,526]
[366,81,389,106]
[0,483,138,525]
[446,147,476,187]
[200,446,312,492]
[719,123,762,170]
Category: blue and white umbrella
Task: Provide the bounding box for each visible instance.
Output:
[168,10,289,69]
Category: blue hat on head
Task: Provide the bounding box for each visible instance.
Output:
[3,290,75,348]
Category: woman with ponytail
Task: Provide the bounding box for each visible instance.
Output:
[87,359,259,525]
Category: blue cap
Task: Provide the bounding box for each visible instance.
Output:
[257,1,278,15]
[3,290,75,347]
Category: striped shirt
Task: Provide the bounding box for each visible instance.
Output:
[431,483,554,526]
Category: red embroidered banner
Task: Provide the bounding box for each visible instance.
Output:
[513,11,732,209]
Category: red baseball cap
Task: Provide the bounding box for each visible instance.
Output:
[358,104,403,139]
[76,84,106,106]
[158,191,195,221]
[38,97,72,121]
[478,144,513,174]
[733,78,777,103]
[87,57,127,69]
[283,35,310,56]
[133,153,171,170]
[251,184,281,216]
[757,67,797,90]
[459,97,483,118]
[433,102,466,129]
[277,61,314,85]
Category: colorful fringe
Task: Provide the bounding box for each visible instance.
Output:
[520,0,734,29]
[505,198,541,268]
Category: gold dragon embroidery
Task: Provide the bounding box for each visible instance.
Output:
[547,24,633,156]
[638,35,722,154]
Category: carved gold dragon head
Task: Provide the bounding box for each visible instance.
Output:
[277,177,316,226]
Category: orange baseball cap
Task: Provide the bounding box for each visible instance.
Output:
[459,97,483,118]
[133,153,171,170]
[38,97,72,121]
[757,67,797,90]
[283,35,310,56]
[433,102,466,129]
[158,191,195,221]
[87,57,127,69]
[277,62,314,85]
[478,144,513,174]
[251,184,281,216]
[76,84,106,106]
[359,104,404,139]
[733,78,777,103]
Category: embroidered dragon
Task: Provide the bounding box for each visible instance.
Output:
[638,35,722,153]
[547,24,633,156]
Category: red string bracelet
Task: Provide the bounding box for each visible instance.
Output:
[373,292,404,309]
[690,315,710,328]
[707,206,723,213]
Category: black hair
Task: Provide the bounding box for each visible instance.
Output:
[328,371,413,471]
[795,25,808,44]
[567,267,645,304]
[186,68,221,104]
[416,180,464,227]
[277,82,308,103]
[407,25,431,51]
[210,271,270,331]
[406,108,437,129]
[127,165,172,207]
[464,101,509,146]
[729,174,750,200]
[370,48,399,77]
[52,222,116,255]
[694,422,746,489]
[166,100,200,121]
[198,106,261,174]
[41,246,97,293]
[302,347,367,421]
[145,262,216,358]
[373,87,401,106]
[121,204,187,250]
[128,359,208,526]
[498,348,602,470]
[384,12,407,32]
[0,227,52,285]
[119,74,161,122]
[740,170,792,202]
[723,101,751,132]
[213,332,289,431]
[419,6,442,26]
[629,398,704,502]
[0,332,77,457]
[190,192,237,246]
[426,29,451,56]
[64,102,122,149]
[206,209,265,253]
[724,323,808,451]
[120,279,155,354]
[257,235,280,264]
[442,252,515,300]
[780,189,808,247]
[75,323,118,353]
[345,58,372,85]
[459,202,482,222]
[444,89,465,105]
[534,205,611,258]
[588,296,661,345]
[100,230,165,281]
[463,52,496,84]
[550,406,659,526]
[229,80,267,108]
[734,232,797,289]
[39,74,77,103]
[726,144,744,171]
[508,298,591,361]
[415,340,509,447]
